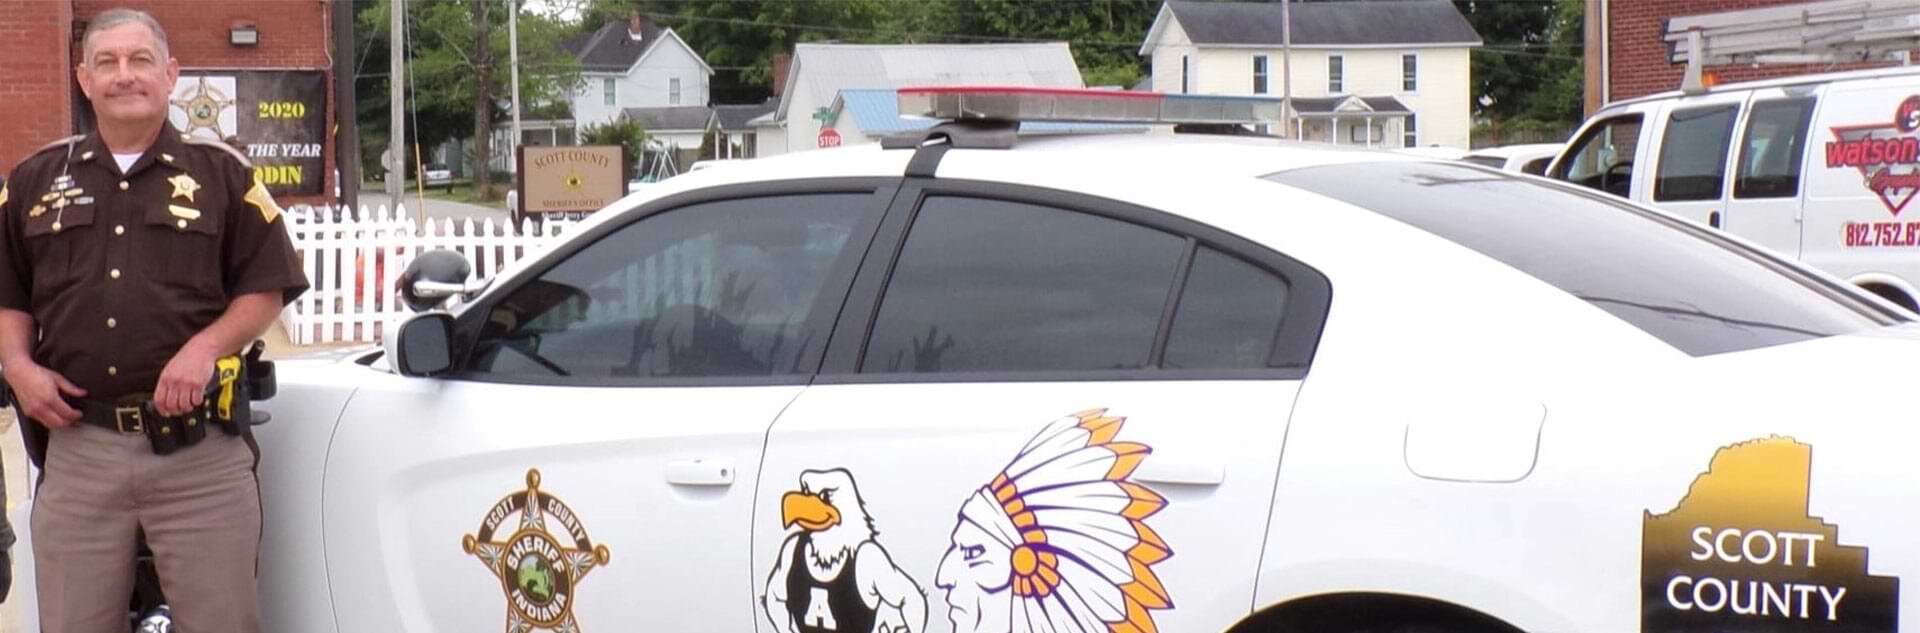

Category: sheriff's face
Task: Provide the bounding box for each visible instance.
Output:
[78,22,178,128]
[936,517,1013,633]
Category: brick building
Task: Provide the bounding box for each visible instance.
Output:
[1583,0,1906,115]
[0,0,338,205]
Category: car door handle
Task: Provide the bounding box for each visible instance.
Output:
[665,459,735,486]
[1134,459,1225,486]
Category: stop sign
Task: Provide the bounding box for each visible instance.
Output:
[817,127,842,148]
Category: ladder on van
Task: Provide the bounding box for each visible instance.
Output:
[1664,0,1920,94]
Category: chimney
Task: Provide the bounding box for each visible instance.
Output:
[628,10,645,41]
[772,53,793,96]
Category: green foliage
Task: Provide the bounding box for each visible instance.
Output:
[355,0,582,164]
[580,117,649,176]
[588,0,1160,102]
[1454,0,1583,125]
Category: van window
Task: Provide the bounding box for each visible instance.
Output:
[1734,98,1817,199]
[1554,114,1643,198]
[1654,104,1740,202]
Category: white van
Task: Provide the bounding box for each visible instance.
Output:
[1548,65,1920,310]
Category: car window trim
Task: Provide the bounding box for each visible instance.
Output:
[441,177,903,388]
[816,178,1333,384]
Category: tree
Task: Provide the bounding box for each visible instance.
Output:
[354,0,581,190]
[580,116,649,179]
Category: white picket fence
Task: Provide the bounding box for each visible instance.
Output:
[280,205,578,345]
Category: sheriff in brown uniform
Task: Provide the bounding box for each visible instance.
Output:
[0,9,307,633]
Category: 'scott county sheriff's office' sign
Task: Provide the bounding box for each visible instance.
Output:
[516,146,628,216]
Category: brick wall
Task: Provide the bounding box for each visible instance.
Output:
[1,1,337,204]
[1608,0,1898,103]
[0,1,75,176]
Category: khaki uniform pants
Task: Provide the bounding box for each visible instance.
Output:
[32,422,260,633]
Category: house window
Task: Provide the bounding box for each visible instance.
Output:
[1403,114,1418,147]
[1253,55,1269,94]
[1181,55,1190,93]
[603,78,615,107]
[1328,55,1344,93]
[670,78,681,105]
[1402,54,1418,91]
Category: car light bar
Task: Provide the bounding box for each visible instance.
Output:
[898,86,1283,125]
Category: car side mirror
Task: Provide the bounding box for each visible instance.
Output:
[399,249,479,312]
[392,312,455,377]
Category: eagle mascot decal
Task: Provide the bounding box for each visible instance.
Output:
[766,468,929,633]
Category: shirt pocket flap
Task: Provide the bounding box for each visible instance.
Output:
[23,204,96,238]
[144,202,220,237]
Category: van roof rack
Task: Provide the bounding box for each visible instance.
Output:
[1666,0,1920,94]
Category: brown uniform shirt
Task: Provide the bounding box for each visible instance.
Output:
[0,123,309,400]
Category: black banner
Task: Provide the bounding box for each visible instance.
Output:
[168,70,328,197]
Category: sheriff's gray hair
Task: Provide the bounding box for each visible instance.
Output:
[82,8,171,62]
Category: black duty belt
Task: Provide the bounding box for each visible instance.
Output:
[73,398,214,436]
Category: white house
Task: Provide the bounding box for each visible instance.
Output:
[751,42,1086,156]
[563,13,713,130]
[1141,0,1481,149]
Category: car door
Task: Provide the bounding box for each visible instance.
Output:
[1723,89,1819,258]
[320,181,895,633]
[1648,93,1749,228]
[750,181,1331,633]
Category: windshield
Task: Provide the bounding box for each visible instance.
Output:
[1266,161,1903,356]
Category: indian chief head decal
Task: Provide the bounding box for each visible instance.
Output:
[464,469,611,633]
[765,468,928,633]
[936,409,1174,633]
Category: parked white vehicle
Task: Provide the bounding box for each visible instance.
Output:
[1461,142,1563,175]
[12,88,1919,633]
[1547,65,1920,311]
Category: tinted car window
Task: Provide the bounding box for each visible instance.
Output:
[1654,105,1739,202]
[467,194,868,380]
[862,196,1184,373]
[1164,248,1289,369]
[1735,98,1817,199]
[1268,162,1897,356]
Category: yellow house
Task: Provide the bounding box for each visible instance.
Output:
[1141,1,1481,149]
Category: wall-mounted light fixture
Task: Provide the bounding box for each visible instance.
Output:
[229,21,259,47]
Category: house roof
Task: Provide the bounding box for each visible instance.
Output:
[622,106,715,132]
[1285,95,1412,116]
[774,42,1085,123]
[715,98,778,130]
[1142,1,1481,53]
[833,89,1146,136]
[564,20,668,73]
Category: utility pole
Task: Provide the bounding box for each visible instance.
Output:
[1281,0,1293,139]
[332,0,360,211]
[509,0,522,180]
[388,0,406,212]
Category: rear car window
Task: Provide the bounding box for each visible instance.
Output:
[1267,161,1900,356]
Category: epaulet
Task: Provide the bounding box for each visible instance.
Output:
[182,135,254,169]
[29,135,85,158]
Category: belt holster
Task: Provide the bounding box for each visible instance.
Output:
[140,353,249,456]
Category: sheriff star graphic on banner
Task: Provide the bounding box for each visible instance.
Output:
[936,409,1174,633]
[764,469,928,633]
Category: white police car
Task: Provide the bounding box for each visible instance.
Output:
[14,88,1920,633]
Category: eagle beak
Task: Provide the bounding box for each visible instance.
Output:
[782,491,841,531]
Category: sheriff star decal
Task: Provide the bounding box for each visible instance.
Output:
[463,469,611,633]
[765,468,929,633]
[937,409,1174,633]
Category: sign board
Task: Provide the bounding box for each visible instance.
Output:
[818,127,843,149]
[515,145,629,216]
[168,70,329,197]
